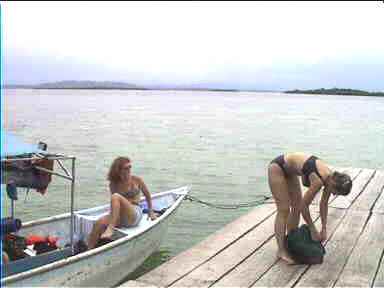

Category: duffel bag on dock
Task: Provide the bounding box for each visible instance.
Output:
[286,224,326,264]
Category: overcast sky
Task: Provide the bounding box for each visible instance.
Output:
[2,1,384,90]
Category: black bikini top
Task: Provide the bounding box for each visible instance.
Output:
[301,156,324,187]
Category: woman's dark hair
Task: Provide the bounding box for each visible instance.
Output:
[331,171,352,195]
[107,156,131,183]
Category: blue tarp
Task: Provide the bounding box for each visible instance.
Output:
[1,132,45,158]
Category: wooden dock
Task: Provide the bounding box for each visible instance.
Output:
[121,168,384,287]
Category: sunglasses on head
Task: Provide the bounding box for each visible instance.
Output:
[121,164,132,170]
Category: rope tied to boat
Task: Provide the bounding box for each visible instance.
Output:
[183,194,273,210]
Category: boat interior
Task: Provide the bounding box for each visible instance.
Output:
[2,191,180,278]
[1,133,187,280]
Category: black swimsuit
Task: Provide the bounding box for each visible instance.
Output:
[271,155,324,187]
[270,155,288,176]
[301,156,324,187]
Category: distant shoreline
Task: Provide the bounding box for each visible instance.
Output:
[4,83,384,97]
[28,87,149,90]
[4,87,244,92]
[285,88,384,97]
[1,80,270,93]
[3,86,268,93]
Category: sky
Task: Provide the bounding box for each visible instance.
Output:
[1,1,384,90]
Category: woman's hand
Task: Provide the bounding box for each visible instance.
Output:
[309,226,321,242]
[148,210,158,221]
[320,228,327,243]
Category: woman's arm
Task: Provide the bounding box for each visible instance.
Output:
[301,182,322,240]
[137,177,157,220]
[319,189,331,242]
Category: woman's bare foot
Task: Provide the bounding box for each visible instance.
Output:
[100,226,114,240]
[277,250,296,265]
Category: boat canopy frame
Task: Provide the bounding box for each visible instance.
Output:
[1,152,77,255]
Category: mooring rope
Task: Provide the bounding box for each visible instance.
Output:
[184,194,273,210]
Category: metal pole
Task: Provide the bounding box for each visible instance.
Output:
[56,159,72,178]
[34,166,73,181]
[70,157,76,255]
[2,155,76,162]
[11,199,15,218]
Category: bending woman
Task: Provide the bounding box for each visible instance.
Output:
[268,152,352,264]
[88,157,157,249]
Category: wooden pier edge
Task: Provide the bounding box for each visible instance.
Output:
[120,167,384,288]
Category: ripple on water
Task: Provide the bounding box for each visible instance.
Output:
[3,89,384,278]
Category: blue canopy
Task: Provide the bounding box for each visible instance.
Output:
[1,132,45,158]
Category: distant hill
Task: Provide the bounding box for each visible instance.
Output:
[286,88,384,97]
[3,84,33,89]
[35,81,143,90]
[4,81,144,90]
[4,81,267,92]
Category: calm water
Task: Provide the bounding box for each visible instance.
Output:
[2,89,384,278]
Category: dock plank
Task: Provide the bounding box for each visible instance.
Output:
[330,169,375,209]
[213,239,277,287]
[213,207,319,287]
[120,280,159,287]
[295,211,370,287]
[373,254,384,288]
[373,185,384,214]
[350,170,384,211]
[334,213,384,287]
[252,208,346,287]
[136,204,276,287]
[171,213,276,287]
[340,167,362,181]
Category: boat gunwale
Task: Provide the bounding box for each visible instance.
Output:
[21,187,187,228]
[2,186,190,284]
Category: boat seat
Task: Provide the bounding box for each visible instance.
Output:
[74,206,127,240]
[74,196,175,239]
[74,209,109,240]
[2,247,72,278]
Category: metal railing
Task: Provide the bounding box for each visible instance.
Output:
[1,153,77,255]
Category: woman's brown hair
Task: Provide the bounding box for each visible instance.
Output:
[107,156,131,183]
[331,171,353,196]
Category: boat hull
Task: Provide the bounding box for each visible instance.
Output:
[9,218,168,287]
[2,186,189,287]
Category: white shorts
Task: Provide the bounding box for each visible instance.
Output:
[120,204,143,227]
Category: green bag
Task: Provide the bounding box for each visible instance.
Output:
[286,224,326,264]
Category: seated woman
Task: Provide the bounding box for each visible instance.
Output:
[87,157,157,249]
[268,152,352,264]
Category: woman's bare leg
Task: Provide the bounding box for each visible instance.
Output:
[2,251,9,264]
[268,164,295,264]
[287,175,302,233]
[87,215,109,249]
[100,193,137,239]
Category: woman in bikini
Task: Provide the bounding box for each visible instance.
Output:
[87,157,157,249]
[268,152,352,264]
